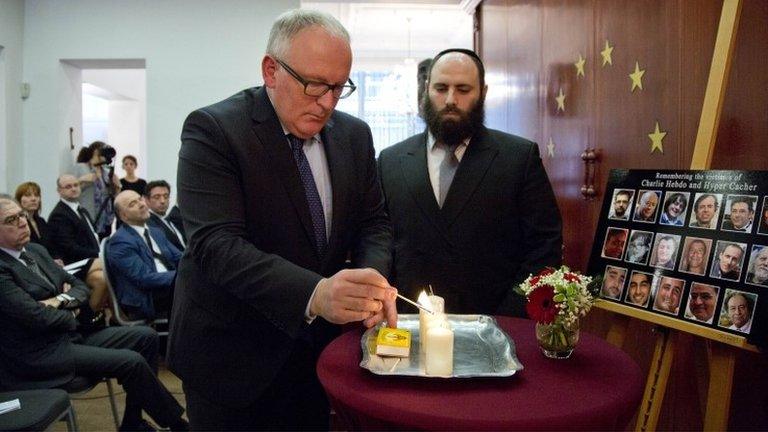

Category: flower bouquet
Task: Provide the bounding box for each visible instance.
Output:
[517,266,600,359]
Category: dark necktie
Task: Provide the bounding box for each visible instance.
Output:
[287,134,328,258]
[19,251,57,291]
[77,207,99,246]
[142,229,174,270]
[438,144,459,207]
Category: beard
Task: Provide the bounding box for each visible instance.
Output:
[422,93,485,146]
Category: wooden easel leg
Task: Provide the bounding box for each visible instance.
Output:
[635,327,675,432]
[703,342,736,430]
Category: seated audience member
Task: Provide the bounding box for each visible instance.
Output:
[15,181,55,256]
[109,191,181,320]
[633,190,659,222]
[145,181,186,251]
[710,243,744,281]
[659,193,688,226]
[47,174,109,312]
[686,283,718,323]
[653,276,683,315]
[725,291,753,333]
[120,155,148,195]
[747,246,768,286]
[0,196,188,432]
[721,195,755,232]
[679,238,709,275]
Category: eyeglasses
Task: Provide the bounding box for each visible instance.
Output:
[275,59,356,99]
[2,210,29,226]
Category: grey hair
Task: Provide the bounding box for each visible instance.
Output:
[266,9,350,59]
[0,195,18,213]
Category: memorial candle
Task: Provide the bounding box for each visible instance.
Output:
[418,292,445,351]
[425,322,454,376]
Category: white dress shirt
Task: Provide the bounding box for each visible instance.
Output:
[128,224,169,272]
[150,210,186,248]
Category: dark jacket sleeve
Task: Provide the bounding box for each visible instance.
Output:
[28,243,90,304]
[47,211,96,261]
[178,108,323,336]
[0,269,78,334]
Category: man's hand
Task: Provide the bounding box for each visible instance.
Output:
[39,297,62,308]
[310,268,398,328]
[62,283,71,293]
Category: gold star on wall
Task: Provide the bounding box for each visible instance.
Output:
[555,88,566,112]
[547,137,556,157]
[574,54,586,78]
[600,40,614,66]
[648,121,667,153]
[629,61,645,92]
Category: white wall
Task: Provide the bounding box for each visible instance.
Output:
[0,0,25,194]
[21,0,298,212]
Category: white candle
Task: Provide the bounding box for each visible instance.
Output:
[425,322,454,376]
[418,293,445,352]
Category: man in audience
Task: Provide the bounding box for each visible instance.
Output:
[109,190,181,320]
[144,180,185,251]
[710,242,744,280]
[747,246,768,286]
[47,174,109,313]
[689,193,720,229]
[0,196,187,432]
[722,195,755,232]
[168,9,397,430]
[725,291,753,333]
[378,48,562,316]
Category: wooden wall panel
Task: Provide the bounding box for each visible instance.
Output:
[478,0,768,430]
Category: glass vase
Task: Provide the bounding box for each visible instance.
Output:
[535,321,580,359]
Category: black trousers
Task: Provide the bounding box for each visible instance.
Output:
[73,326,183,427]
[184,342,329,431]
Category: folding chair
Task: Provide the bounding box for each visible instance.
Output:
[0,389,77,432]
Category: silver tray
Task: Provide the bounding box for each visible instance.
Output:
[360,314,523,378]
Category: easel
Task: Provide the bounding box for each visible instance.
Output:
[598,1,760,430]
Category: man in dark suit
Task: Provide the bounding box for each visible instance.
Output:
[109,190,181,320]
[167,9,397,430]
[0,197,187,431]
[145,180,186,251]
[378,48,562,316]
[47,174,109,313]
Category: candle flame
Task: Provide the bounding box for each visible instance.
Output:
[418,291,434,310]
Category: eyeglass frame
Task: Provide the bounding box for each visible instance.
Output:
[274,58,356,99]
[2,210,29,227]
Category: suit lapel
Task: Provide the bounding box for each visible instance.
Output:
[151,213,183,251]
[321,118,349,266]
[0,249,57,297]
[439,128,498,228]
[398,134,446,239]
[249,88,318,256]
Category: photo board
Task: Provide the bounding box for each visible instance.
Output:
[588,169,768,348]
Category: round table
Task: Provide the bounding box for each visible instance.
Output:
[317,317,643,431]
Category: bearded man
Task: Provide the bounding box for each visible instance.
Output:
[378,48,562,316]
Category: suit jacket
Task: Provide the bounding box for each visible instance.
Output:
[0,243,90,390]
[108,225,181,319]
[29,213,55,254]
[378,127,562,316]
[47,201,99,264]
[166,205,186,241]
[147,213,185,251]
[167,87,392,407]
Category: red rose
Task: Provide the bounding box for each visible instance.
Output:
[526,284,558,324]
[537,267,555,277]
[530,276,541,286]
[564,273,581,283]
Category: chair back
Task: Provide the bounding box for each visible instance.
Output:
[99,238,146,327]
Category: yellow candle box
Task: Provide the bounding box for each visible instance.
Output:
[375,327,411,357]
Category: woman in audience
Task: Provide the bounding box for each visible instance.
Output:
[119,154,147,195]
[14,181,56,255]
[76,141,121,238]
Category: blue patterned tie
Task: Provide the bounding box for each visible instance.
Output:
[287,134,328,258]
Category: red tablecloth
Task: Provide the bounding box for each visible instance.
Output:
[317,317,643,431]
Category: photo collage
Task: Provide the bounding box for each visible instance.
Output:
[589,171,768,338]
